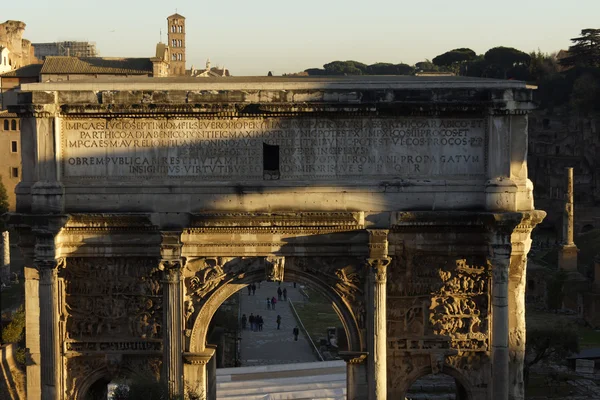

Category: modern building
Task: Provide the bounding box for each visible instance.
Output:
[32,41,98,60]
[167,13,186,76]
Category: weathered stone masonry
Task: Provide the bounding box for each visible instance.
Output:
[9,77,544,400]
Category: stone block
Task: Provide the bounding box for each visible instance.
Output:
[57,91,98,104]
[31,91,54,104]
[576,359,595,374]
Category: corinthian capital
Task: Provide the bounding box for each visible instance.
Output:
[367,257,391,283]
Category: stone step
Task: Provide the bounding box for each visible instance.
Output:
[218,379,345,397]
[217,360,345,381]
[217,386,346,400]
[217,373,346,391]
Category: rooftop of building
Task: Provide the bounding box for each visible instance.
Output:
[0,63,43,78]
[19,75,534,92]
[167,13,186,20]
[40,56,152,75]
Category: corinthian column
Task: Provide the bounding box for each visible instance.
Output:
[367,257,390,400]
[38,260,61,400]
[366,229,390,400]
[161,232,184,398]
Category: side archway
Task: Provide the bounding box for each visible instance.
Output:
[398,364,475,400]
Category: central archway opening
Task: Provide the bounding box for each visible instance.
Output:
[206,277,350,399]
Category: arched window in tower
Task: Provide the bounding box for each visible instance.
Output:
[3,120,8,131]
[172,54,177,61]
[172,39,176,47]
[172,26,176,33]
[178,26,182,33]
[11,120,17,130]
[178,54,182,61]
[178,40,182,47]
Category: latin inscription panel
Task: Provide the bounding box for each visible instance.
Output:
[61,117,486,180]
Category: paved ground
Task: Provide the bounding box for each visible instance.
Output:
[239,281,318,366]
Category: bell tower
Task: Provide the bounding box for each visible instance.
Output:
[167,13,186,76]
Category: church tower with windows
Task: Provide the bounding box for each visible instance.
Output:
[167,13,186,76]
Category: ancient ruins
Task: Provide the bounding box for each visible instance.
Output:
[9,76,545,399]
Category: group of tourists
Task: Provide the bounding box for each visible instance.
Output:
[241,313,282,332]
[247,283,257,296]
[277,286,287,301]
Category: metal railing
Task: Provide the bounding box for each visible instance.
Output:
[288,298,324,362]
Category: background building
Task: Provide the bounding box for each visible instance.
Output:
[33,41,98,60]
[0,111,21,210]
[167,13,186,76]
[0,20,38,71]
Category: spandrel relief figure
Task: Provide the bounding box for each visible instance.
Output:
[334,266,360,300]
[265,256,285,282]
[188,258,227,298]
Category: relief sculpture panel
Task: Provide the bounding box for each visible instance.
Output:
[63,257,163,353]
[387,252,490,393]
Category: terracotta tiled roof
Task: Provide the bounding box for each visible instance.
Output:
[40,56,153,75]
[167,13,185,20]
[0,63,43,77]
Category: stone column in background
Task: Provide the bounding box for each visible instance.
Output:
[559,167,578,271]
[161,231,184,398]
[0,231,9,285]
[366,230,390,400]
[339,351,368,400]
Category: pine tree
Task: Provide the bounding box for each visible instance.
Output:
[560,28,600,68]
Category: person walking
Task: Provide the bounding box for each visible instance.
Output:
[258,315,264,331]
[276,315,281,330]
[271,296,277,310]
[251,284,256,296]
[247,285,251,296]
[293,326,299,341]
[283,288,288,301]
[249,313,255,331]
[277,287,282,301]
[266,298,271,310]
[241,314,247,330]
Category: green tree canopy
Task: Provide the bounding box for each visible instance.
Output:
[323,60,368,75]
[484,46,531,68]
[415,60,440,73]
[560,28,600,68]
[432,48,476,66]
[528,50,559,82]
[366,62,414,75]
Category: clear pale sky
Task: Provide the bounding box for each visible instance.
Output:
[2,0,598,76]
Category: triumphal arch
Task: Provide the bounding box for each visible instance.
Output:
[10,76,544,400]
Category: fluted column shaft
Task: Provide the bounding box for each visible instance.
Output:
[162,260,184,397]
[490,244,511,400]
[38,263,60,400]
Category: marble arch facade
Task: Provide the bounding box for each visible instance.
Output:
[10,77,544,400]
